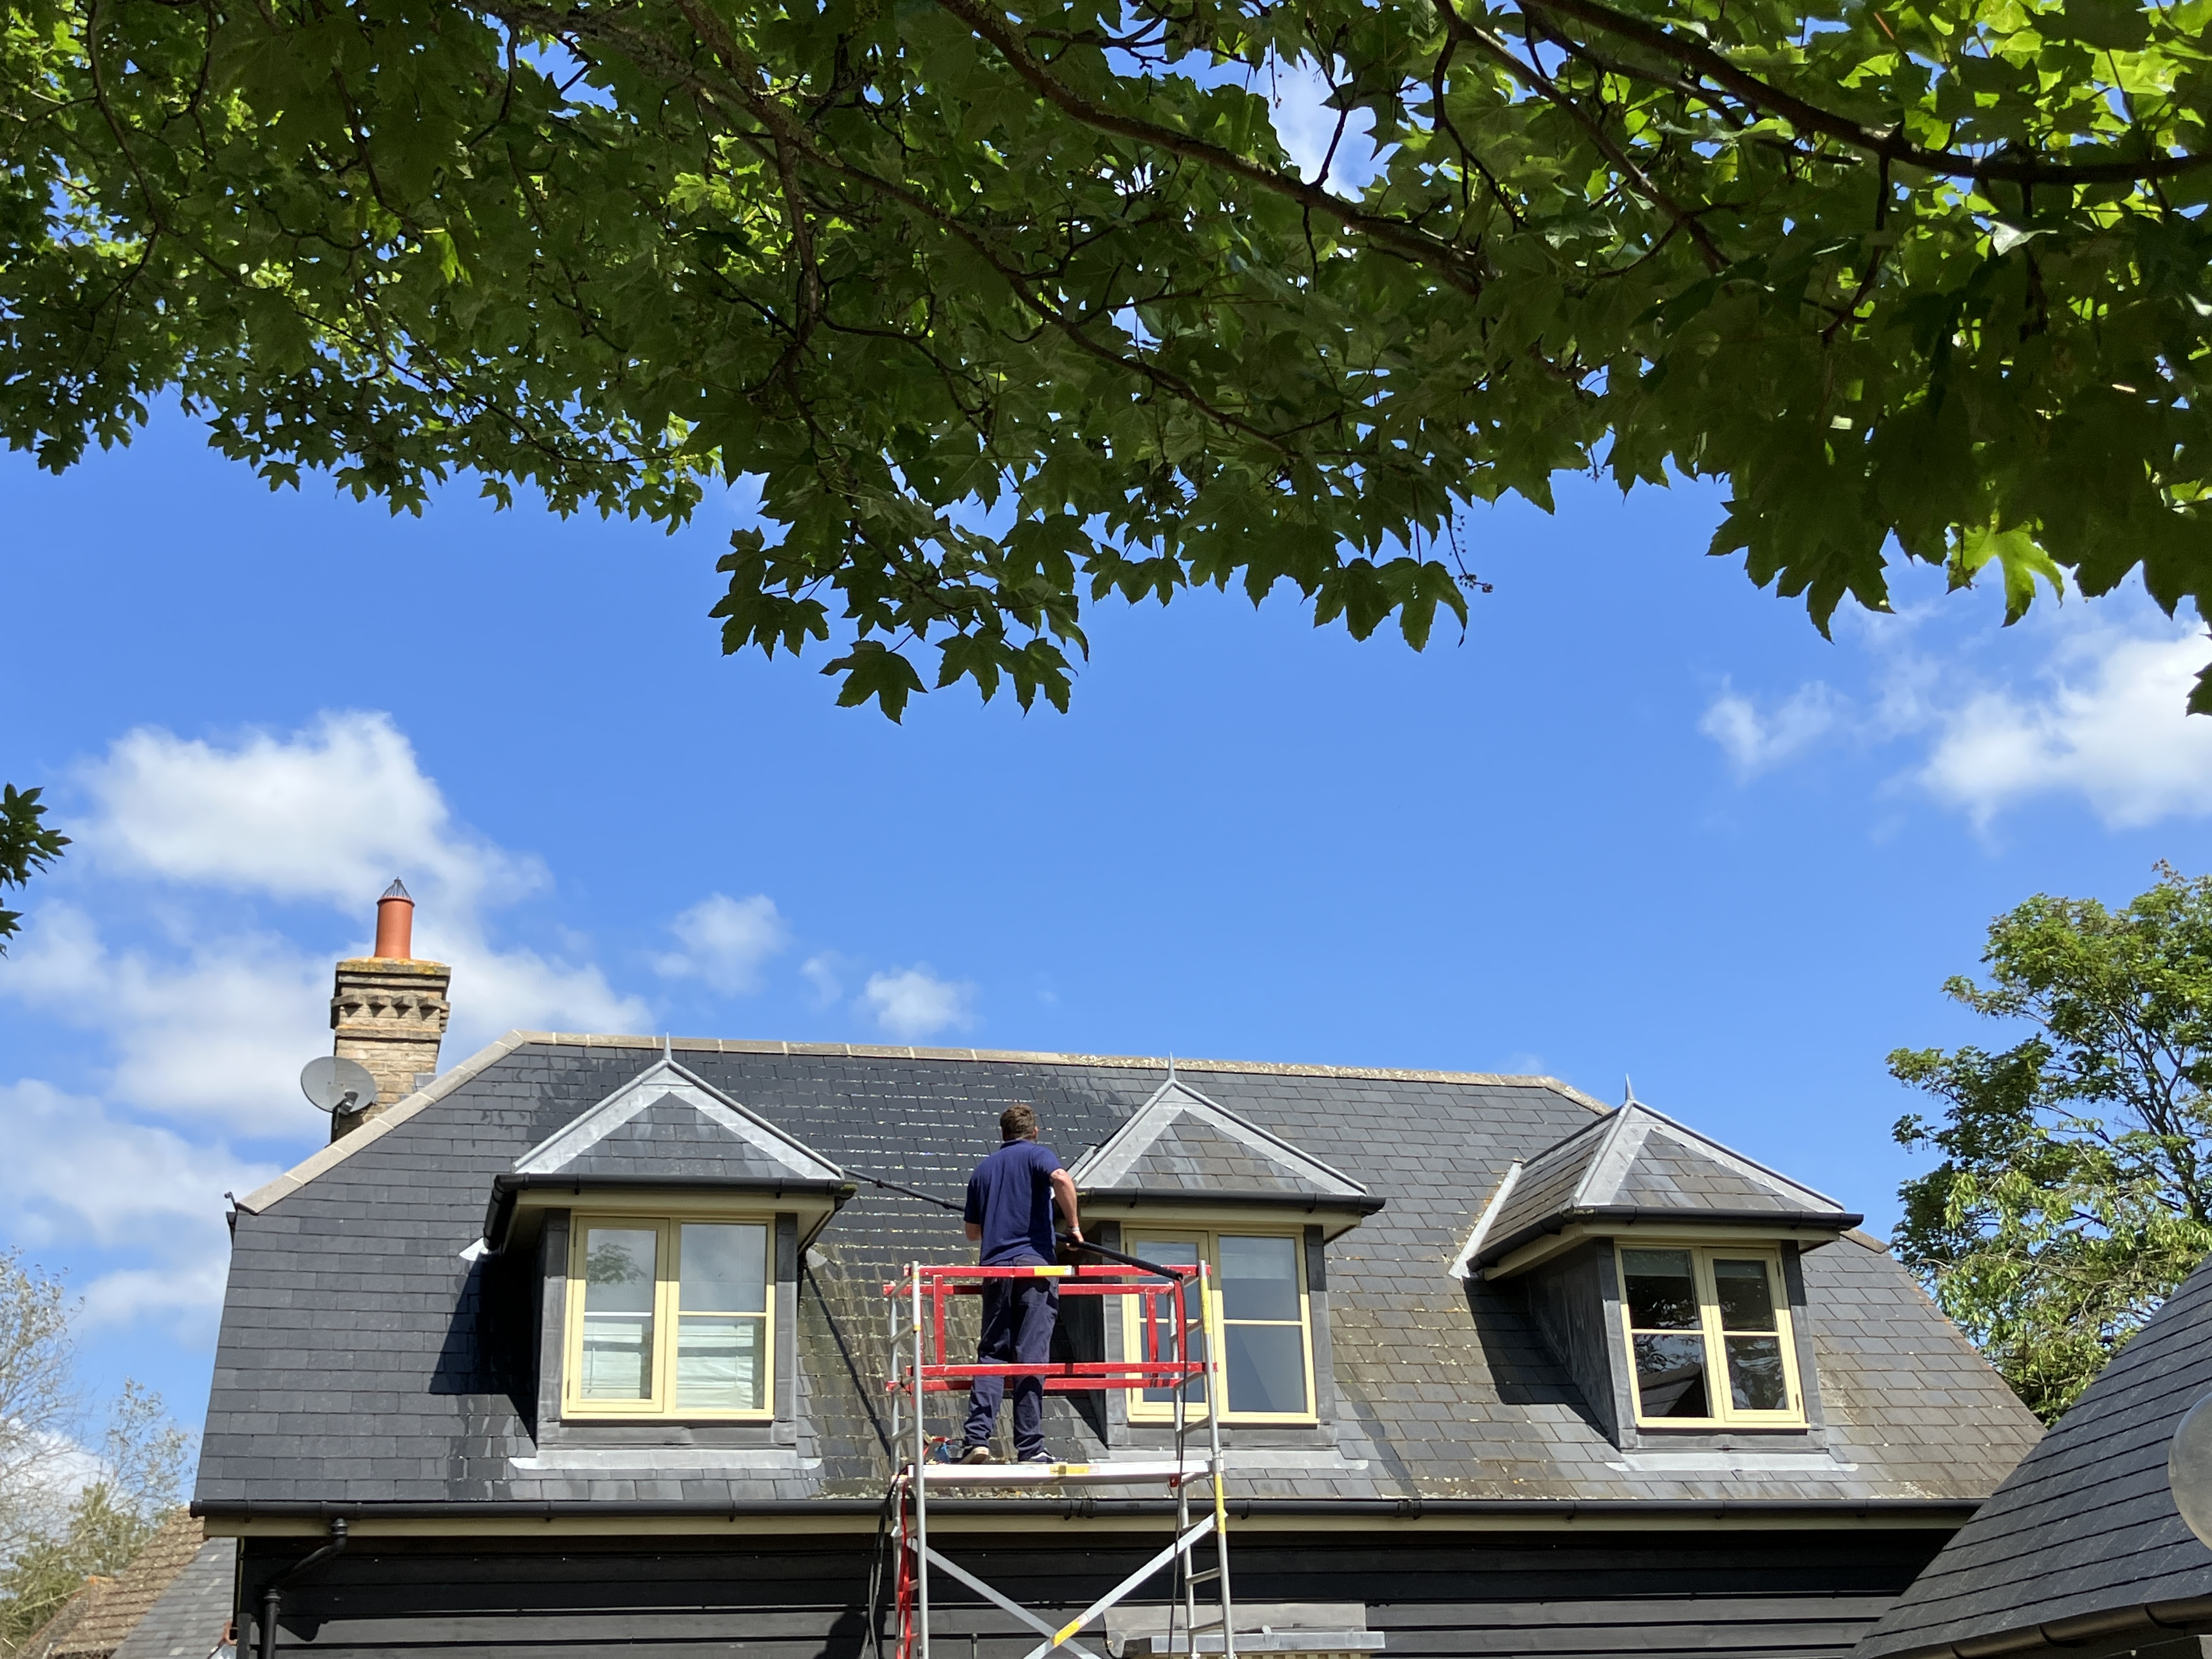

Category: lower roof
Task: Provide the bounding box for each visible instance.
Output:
[1856,1251,2212,1659]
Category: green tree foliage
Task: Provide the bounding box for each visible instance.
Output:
[0,1255,189,1656]
[0,788,68,954]
[5,0,2212,712]
[1891,865,2212,1423]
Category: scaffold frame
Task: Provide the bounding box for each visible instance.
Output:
[884,1259,1238,1659]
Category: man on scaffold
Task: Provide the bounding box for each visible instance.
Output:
[944,1103,1084,1464]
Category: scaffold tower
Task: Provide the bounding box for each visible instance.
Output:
[885,1257,1236,1659]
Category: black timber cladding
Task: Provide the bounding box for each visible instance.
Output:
[198,1039,2038,1509]
[236,1528,1949,1659]
[1855,1251,2212,1659]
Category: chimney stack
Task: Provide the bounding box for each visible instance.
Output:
[330,880,452,1141]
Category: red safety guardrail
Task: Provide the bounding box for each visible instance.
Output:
[884,1262,1210,1395]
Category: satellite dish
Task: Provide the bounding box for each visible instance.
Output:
[300,1056,379,1116]
[2169,1393,2212,1546]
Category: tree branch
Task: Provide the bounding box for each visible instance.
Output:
[1518,0,2212,185]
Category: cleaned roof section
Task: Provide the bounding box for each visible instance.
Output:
[1855,1251,2212,1659]
[1068,1076,1368,1199]
[1469,1101,1864,1269]
[198,1037,2039,1512]
[510,1055,847,1183]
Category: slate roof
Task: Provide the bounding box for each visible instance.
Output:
[196,1035,2038,1514]
[20,1511,232,1659]
[1856,1251,2212,1659]
[1462,1101,1864,1272]
[1068,1076,1370,1200]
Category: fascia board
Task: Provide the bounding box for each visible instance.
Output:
[1479,1214,1861,1279]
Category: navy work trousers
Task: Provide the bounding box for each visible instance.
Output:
[961,1250,1058,1458]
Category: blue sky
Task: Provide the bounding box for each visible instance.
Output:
[3,404,2209,1458]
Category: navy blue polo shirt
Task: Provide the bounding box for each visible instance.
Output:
[964,1138,1064,1264]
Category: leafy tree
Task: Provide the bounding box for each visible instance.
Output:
[1891,864,2212,1423]
[0,1256,189,1656]
[5,0,2211,714]
[0,788,68,955]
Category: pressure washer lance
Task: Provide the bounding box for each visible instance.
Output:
[842,1166,1187,1278]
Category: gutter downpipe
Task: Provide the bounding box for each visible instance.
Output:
[257,1517,347,1659]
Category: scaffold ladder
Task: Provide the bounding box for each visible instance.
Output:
[885,1259,1237,1659]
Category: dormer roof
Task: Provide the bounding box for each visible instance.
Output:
[484,1056,850,1244]
[1068,1076,1381,1220]
[1457,1100,1862,1276]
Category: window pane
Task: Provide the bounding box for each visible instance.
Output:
[681,1223,767,1313]
[1712,1259,1778,1332]
[579,1227,657,1401]
[1225,1322,1308,1415]
[1133,1239,1204,1404]
[1725,1335,1788,1411]
[1633,1333,1710,1419]
[1621,1249,1698,1329]
[676,1314,765,1410]
[1219,1235,1300,1322]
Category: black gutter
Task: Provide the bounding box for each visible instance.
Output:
[255,1517,347,1659]
[196,1496,1976,1523]
[483,1173,857,1249]
[1866,1594,2212,1659]
[1080,1189,1387,1215]
[1472,1205,1865,1271]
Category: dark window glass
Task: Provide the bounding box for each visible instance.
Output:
[1633,1333,1709,1418]
[1621,1249,1698,1329]
[1724,1336,1787,1410]
[1712,1258,1778,1331]
[1225,1324,1308,1414]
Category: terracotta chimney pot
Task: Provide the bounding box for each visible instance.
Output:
[373,879,415,960]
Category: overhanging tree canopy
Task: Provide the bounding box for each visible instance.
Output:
[5,0,2209,713]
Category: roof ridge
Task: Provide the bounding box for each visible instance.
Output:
[234,1030,1607,1215]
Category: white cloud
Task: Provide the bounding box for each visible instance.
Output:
[654,894,790,995]
[5,717,650,1125]
[5,905,329,1132]
[1918,627,2212,828]
[863,965,976,1040]
[801,951,849,1008]
[1699,679,1844,777]
[77,711,538,914]
[0,1080,275,1338]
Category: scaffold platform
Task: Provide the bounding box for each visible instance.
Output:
[885,1258,1235,1659]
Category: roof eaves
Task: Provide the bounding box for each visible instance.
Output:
[1471,1203,1867,1272]
[1859,1593,2212,1659]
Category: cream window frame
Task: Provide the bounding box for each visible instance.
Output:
[562,1211,775,1421]
[1120,1227,1318,1425]
[1615,1243,1805,1429]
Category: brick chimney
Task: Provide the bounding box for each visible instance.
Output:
[329,881,452,1141]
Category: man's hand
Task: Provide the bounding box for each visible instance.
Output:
[1051,1167,1082,1244]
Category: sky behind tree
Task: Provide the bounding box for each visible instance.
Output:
[3,411,2209,1439]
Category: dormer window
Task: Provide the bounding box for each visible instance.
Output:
[1125,1228,1315,1422]
[1065,1074,1386,1443]
[569,1215,774,1418]
[1457,1099,1859,1448]
[1619,1245,1803,1426]
[479,1053,853,1443]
